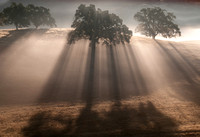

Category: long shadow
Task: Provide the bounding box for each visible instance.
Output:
[39,39,97,137]
[22,41,180,136]
[155,40,195,84]
[155,40,200,105]
[0,29,49,54]
[39,35,98,104]
[22,101,179,137]
[107,45,121,104]
[0,29,31,54]
[127,44,149,94]
[0,29,49,106]
[122,45,140,95]
[21,38,200,136]
[169,42,200,76]
[39,39,151,104]
[39,37,94,103]
[69,43,122,136]
[81,40,96,109]
[38,44,74,103]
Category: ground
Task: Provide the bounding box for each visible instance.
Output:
[0,29,200,137]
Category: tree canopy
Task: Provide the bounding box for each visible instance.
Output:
[27,4,56,29]
[0,2,56,30]
[1,2,29,30]
[68,4,132,46]
[134,7,181,39]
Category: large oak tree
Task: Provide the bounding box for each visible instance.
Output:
[134,7,181,39]
[68,4,132,46]
[68,4,132,106]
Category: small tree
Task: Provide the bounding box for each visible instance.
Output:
[27,4,56,29]
[68,4,132,46]
[2,2,30,30]
[134,7,181,39]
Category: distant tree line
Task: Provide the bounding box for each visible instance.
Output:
[69,5,181,42]
[0,2,181,40]
[0,2,56,30]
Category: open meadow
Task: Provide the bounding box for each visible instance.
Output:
[0,29,200,136]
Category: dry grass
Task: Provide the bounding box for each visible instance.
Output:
[1,94,200,137]
[0,29,200,136]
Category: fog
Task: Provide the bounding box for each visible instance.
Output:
[0,0,200,105]
[0,28,200,105]
[0,0,200,41]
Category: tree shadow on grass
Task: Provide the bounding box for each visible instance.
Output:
[23,43,178,137]
[155,40,200,105]
[38,39,96,104]
[39,41,151,104]
[104,44,149,101]
[0,29,49,54]
[22,101,178,137]
[155,40,195,84]
[0,29,29,54]
[126,44,149,94]
[107,45,121,103]
[81,41,96,107]
[38,44,74,103]
[0,29,49,106]
[169,42,200,76]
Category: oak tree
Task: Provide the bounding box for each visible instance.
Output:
[68,4,132,46]
[27,4,56,29]
[134,7,181,39]
[2,2,30,30]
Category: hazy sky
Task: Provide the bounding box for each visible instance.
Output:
[0,0,200,41]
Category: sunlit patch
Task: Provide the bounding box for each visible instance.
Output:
[0,29,10,38]
[130,37,175,91]
[134,28,200,42]
[0,29,68,104]
[1,28,200,105]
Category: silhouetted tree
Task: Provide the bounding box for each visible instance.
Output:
[2,2,30,30]
[68,4,132,46]
[68,4,132,107]
[27,4,56,29]
[134,7,181,39]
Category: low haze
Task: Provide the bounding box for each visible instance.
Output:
[1,0,200,41]
[0,1,200,136]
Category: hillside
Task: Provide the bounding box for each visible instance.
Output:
[0,29,200,136]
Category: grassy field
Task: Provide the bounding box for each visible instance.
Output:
[0,29,200,136]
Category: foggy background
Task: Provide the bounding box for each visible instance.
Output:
[0,1,200,106]
[0,0,200,40]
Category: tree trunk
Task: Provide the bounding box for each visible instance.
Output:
[85,40,96,109]
[109,45,121,105]
[152,33,157,39]
[16,24,18,30]
[89,40,96,85]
